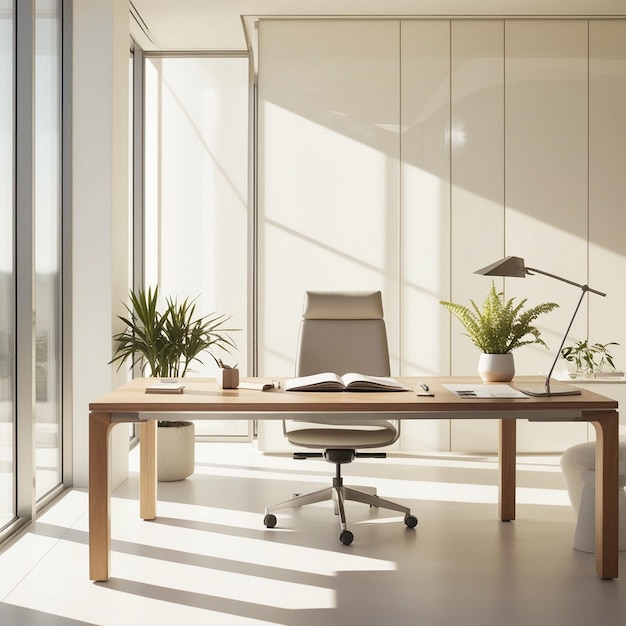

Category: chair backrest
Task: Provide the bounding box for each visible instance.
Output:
[295,291,391,377]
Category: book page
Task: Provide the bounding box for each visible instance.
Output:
[342,373,411,391]
[285,372,345,391]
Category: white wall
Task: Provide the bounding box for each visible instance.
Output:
[72,0,129,487]
[257,19,401,377]
[256,18,626,453]
[399,20,451,450]
[143,56,249,375]
[143,55,250,438]
[589,21,626,378]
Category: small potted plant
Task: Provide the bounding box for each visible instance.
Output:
[110,286,237,480]
[561,340,620,379]
[440,282,558,381]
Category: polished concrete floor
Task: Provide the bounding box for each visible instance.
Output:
[1,442,625,625]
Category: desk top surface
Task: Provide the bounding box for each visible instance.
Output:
[89,376,617,417]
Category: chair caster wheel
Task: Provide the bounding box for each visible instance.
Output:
[340,530,354,545]
[404,514,418,528]
[264,514,277,528]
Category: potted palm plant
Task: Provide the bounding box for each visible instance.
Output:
[110,286,237,480]
[110,285,236,377]
[440,282,558,381]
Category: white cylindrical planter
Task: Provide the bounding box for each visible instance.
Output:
[560,441,626,553]
[478,353,515,382]
[157,421,195,481]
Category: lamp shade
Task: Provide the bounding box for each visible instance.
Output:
[474,256,527,278]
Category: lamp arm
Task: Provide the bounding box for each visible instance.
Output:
[526,267,606,297]
[544,288,588,393]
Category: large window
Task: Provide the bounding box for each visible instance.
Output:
[144,54,249,437]
[1,0,64,539]
[34,0,62,500]
[0,0,15,530]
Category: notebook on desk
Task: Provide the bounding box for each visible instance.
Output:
[238,381,277,391]
[444,384,529,399]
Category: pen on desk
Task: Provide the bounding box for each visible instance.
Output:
[419,383,429,392]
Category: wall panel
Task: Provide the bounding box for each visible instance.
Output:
[258,19,401,378]
[505,20,589,373]
[589,20,626,382]
[257,19,401,450]
[587,20,626,440]
[448,20,505,451]
[505,20,589,451]
[400,20,451,450]
[400,20,451,378]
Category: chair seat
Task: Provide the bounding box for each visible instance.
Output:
[286,419,398,448]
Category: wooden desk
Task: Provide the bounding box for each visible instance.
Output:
[89,376,619,581]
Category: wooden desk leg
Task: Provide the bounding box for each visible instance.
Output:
[139,420,157,520]
[89,411,114,582]
[592,411,619,580]
[499,419,516,521]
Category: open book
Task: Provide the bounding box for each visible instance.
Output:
[285,372,411,392]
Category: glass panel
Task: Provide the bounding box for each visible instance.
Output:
[144,56,249,437]
[0,0,15,529]
[35,0,61,499]
[128,45,136,442]
[129,46,134,289]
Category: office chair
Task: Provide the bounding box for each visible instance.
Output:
[263,290,418,544]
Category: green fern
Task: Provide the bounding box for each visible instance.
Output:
[440,282,558,354]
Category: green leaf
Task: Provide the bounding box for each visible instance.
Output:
[440,282,558,354]
[560,340,619,377]
[109,286,238,377]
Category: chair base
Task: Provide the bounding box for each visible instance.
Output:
[264,465,417,544]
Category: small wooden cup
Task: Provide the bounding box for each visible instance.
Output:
[217,368,239,389]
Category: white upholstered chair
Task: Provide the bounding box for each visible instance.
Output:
[263,291,418,544]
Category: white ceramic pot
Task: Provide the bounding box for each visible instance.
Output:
[478,353,515,382]
[157,421,195,481]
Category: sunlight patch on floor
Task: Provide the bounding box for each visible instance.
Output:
[113,551,337,610]
[107,496,397,576]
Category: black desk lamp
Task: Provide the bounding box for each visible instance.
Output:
[475,256,606,397]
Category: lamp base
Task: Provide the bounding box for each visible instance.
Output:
[520,384,582,397]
